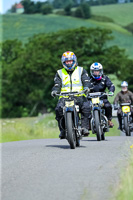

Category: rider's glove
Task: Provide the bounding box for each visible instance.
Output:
[51,90,57,97]
[84,87,90,95]
[108,91,114,96]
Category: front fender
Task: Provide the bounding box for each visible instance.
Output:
[93,107,100,111]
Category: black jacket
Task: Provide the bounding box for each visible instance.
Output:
[52,67,91,92]
[89,75,115,98]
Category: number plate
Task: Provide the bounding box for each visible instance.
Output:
[65,101,74,107]
[92,97,100,104]
[122,106,130,113]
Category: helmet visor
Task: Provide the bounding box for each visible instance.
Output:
[64,60,76,71]
[91,69,103,78]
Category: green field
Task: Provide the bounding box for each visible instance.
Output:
[1,3,133,58]
[91,3,133,26]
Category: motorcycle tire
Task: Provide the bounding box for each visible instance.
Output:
[94,110,102,141]
[124,116,131,136]
[66,112,76,149]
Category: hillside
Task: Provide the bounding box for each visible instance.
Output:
[1,3,133,58]
[91,3,133,26]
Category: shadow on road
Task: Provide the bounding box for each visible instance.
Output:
[82,139,108,142]
[45,145,86,149]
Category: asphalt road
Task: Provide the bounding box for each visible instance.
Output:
[1,135,133,200]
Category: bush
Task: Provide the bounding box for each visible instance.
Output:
[74,3,91,19]
[55,10,65,15]
[41,4,53,15]
[91,15,114,23]
[80,3,91,19]
[64,3,72,16]
[124,23,133,34]
[74,7,84,18]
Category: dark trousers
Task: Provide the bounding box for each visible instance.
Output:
[55,96,91,132]
[102,99,112,120]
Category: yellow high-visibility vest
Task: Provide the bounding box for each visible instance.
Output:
[57,66,84,97]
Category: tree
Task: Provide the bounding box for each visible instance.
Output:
[75,3,91,19]
[21,0,35,14]
[2,27,132,117]
[64,3,72,16]
[75,6,84,18]
[80,3,91,19]
[53,0,63,8]
[41,4,53,15]
[34,1,42,13]
[10,4,17,13]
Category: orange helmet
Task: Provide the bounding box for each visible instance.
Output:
[61,51,77,71]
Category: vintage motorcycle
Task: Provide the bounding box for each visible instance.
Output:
[88,92,113,141]
[115,103,132,136]
[56,91,85,149]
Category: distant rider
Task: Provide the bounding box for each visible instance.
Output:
[113,81,133,130]
[51,51,91,139]
[88,62,115,127]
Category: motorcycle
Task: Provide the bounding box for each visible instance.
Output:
[115,103,132,136]
[88,92,112,141]
[56,91,85,149]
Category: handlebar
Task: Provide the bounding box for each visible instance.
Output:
[55,90,86,97]
[88,92,110,98]
[113,103,133,110]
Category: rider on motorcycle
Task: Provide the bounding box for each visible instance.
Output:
[88,62,115,127]
[51,51,91,139]
[113,81,133,130]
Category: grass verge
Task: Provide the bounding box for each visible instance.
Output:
[1,113,120,143]
[114,150,133,200]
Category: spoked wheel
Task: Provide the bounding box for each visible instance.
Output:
[66,112,76,149]
[94,110,101,141]
[124,116,131,136]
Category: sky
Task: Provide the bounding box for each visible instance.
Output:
[0,0,46,14]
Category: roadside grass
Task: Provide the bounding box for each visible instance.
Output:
[1,112,120,143]
[114,151,133,200]
[1,113,59,143]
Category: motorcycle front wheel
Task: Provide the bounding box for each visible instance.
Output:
[94,110,102,141]
[66,112,76,149]
[124,116,131,136]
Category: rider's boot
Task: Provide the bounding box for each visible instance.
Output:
[108,120,114,128]
[59,131,66,139]
[81,116,90,136]
[82,128,89,137]
[57,120,66,139]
